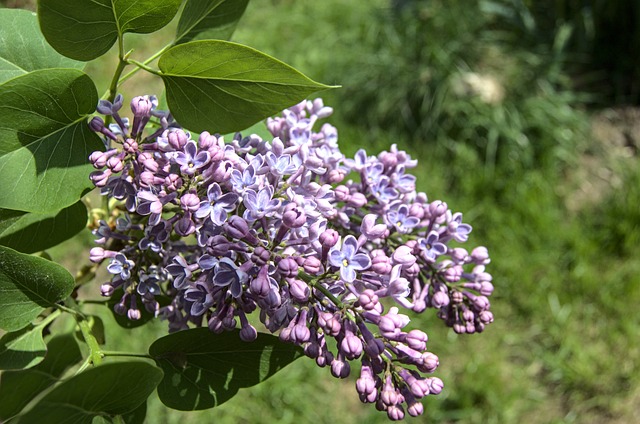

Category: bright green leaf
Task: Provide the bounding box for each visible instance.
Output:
[149,328,303,411]
[0,69,103,213]
[0,9,84,84]
[158,40,335,134]
[0,324,46,370]
[38,0,182,61]
[16,362,163,424]
[0,334,82,421]
[0,201,87,254]
[0,245,75,332]
[175,0,250,44]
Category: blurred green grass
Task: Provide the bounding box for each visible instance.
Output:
[29,0,640,423]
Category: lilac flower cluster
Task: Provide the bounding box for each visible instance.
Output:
[88,94,494,420]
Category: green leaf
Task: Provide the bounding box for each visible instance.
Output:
[15,362,163,424]
[158,40,335,134]
[0,9,84,84]
[0,201,87,254]
[0,324,47,370]
[0,245,75,332]
[38,0,182,61]
[0,334,82,421]
[175,0,250,44]
[119,401,147,424]
[0,69,103,213]
[149,328,303,411]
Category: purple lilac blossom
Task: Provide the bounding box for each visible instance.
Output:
[88,95,495,421]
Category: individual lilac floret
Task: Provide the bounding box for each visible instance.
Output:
[329,235,371,282]
[212,257,247,298]
[107,253,134,280]
[175,140,210,175]
[195,183,239,225]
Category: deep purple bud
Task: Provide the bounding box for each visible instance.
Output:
[387,405,405,421]
[180,193,200,212]
[106,156,124,172]
[250,266,271,297]
[282,203,306,228]
[358,289,379,311]
[334,185,350,201]
[239,316,258,342]
[168,129,189,150]
[288,279,310,303]
[318,311,341,336]
[428,377,444,394]
[347,192,367,208]
[371,254,392,274]
[405,329,428,351]
[175,216,196,236]
[431,291,450,308]
[340,333,363,360]
[278,257,299,278]
[381,375,400,406]
[302,256,322,275]
[419,352,439,373]
[330,356,350,379]
[90,169,112,187]
[319,229,339,248]
[471,246,491,264]
[131,95,153,117]
[406,399,424,417]
[251,246,271,266]
[392,245,416,268]
[479,310,494,324]
[428,200,448,218]
[100,283,114,297]
[123,138,138,154]
[450,247,469,263]
[356,365,378,402]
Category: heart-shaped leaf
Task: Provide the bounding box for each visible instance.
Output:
[15,361,163,424]
[175,0,250,44]
[0,334,82,421]
[149,328,303,411]
[0,245,75,332]
[38,0,182,61]
[0,324,47,370]
[0,69,103,213]
[0,201,87,254]
[158,40,335,134]
[0,9,84,84]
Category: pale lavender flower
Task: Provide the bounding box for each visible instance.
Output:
[243,186,282,221]
[195,183,239,225]
[107,253,135,280]
[329,235,371,282]
[175,140,210,175]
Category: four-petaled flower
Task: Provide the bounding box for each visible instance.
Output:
[175,140,210,175]
[107,253,135,280]
[212,257,247,298]
[195,183,239,225]
[329,235,371,282]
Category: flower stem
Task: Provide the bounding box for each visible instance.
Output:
[77,316,104,366]
[118,41,173,86]
[101,351,153,359]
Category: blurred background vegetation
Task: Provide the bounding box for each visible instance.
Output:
[2,0,640,422]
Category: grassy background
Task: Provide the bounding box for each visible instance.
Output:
[6,0,639,422]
